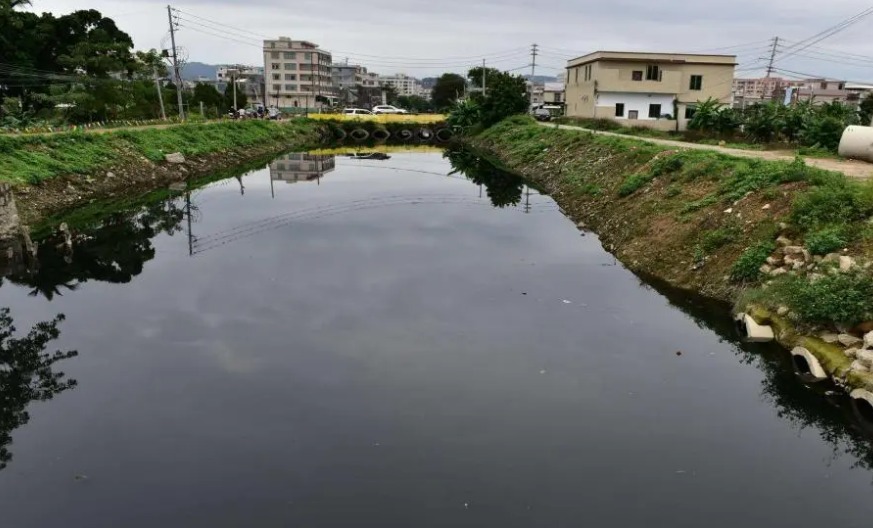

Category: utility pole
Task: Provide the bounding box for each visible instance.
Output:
[765,36,780,78]
[167,5,185,119]
[154,67,166,120]
[482,58,486,98]
[232,72,238,111]
[530,43,539,106]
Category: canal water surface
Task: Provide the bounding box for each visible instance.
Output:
[2,148,873,527]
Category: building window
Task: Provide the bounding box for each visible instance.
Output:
[821,82,828,89]
[632,70,643,81]
[575,67,579,83]
[584,65,592,81]
[304,52,312,61]
[283,52,296,60]
[685,106,697,119]
[271,63,281,70]
[272,74,280,81]
[645,65,661,81]
[615,103,625,117]
[689,75,703,91]
[285,74,297,81]
[839,82,846,90]
[271,52,279,59]
[272,84,281,92]
[285,63,296,70]
[648,103,662,118]
[285,84,297,91]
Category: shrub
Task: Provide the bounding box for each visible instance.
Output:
[805,226,848,255]
[791,178,873,229]
[700,226,740,252]
[777,273,873,326]
[731,241,776,282]
[649,153,684,177]
[618,173,653,197]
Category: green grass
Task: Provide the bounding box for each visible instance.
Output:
[771,274,873,326]
[0,120,320,184]
[805,226,849,255]
[732,241,775,283]
[700,226,741,252]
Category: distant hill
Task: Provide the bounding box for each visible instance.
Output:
[181,62,218,81]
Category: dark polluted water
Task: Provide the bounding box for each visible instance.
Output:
[2,147,873,527]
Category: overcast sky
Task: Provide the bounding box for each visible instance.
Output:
[26,0,873,81]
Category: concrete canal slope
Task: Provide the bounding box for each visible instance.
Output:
[470,116,873,394]
[0,120,322,225]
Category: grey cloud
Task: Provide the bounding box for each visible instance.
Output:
[29,0,873,79]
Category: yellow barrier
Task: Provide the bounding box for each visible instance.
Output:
[307,145,445,155]
[307,113,447,124]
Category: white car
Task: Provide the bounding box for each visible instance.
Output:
[371,105,409,115]
[342,108,374,115]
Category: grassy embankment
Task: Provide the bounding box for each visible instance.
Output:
[0,119,323,224]
[472,116,873,333]
[0,119,320,185]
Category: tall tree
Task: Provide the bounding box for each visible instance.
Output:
[466,68,528,126]
[860,93,873,125]
[431,73,466,110]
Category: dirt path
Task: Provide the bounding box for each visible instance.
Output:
[543,122,873,179]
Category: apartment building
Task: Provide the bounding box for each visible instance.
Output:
[216,65,265,104]
[269,154,336,183]
[732,76,801,107]
[263,37,333,110]
[331,63,380,105]
[794,78,848,104]
[379,73,422,97]
[565,51,736,131]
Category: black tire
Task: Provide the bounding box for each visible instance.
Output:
[397,129,414,141]
[333,127,348,140]
[418,128,434,141]
[371,128,391,141]
[435,128,453,142]
[350,128,370,141]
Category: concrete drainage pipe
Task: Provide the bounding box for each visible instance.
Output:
[435,128,453,142]
[789,347,828,381]
[418,128,434,141]
[371,128,391,141]
[350,128,370,141]
[851,389,873,429]
[838,126,873,162]
[734,313,775,343]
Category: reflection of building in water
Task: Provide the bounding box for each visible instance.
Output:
[269,154,336,183]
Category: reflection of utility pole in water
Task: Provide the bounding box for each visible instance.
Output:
[235,175,245,195]
[524,185,531,214]
[269,169,275,199]
[185,191,193,257]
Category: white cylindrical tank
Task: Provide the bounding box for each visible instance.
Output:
[838,125,873,162]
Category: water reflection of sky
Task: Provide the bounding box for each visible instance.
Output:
[1,151,873,527]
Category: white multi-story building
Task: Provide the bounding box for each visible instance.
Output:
[379,73,422,97]
[263,37,333,111]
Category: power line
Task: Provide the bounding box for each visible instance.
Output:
[774,6,873,65]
